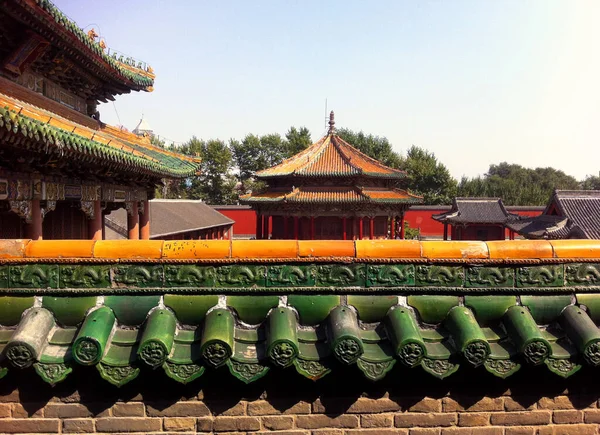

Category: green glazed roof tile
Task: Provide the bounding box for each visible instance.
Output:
[348,295,397,323]
[104,295,160,326]
[227,295,278,325]
[408,295,460,324]
[0,296,34,326]
[42,296,96,326]
[521,295,573,324]
[288,295,340,326]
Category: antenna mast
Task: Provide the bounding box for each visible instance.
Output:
[324,98,328,130]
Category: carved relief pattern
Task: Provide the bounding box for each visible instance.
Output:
[484,359,520,378]
[33,362,72,385]
[466,267,513,288]
[228,360,269,383]
[333,338,362,364]
[416,266,464,286]
[356,358,395,380]
[113,265,163,288]
[96,363,140,387]
[73,340,99,364]
[202,342,231,368]
[60,265,110,288]
[139,341,167,367]
[565,264,600,286]
[545,358,581,378]
[294,359,330,380]
[80,201,95,219]
[399,342,425,367]
[464,341,490,366]
[9,265,58,288]
[584,342,600,366]
[5,344,34,368]
[215,265,266,287]
[517,266,564,287]
[267,265,316,287]
[367,264,415,287]
[164,265,215,287]
[163,362,205,384]
[268,342,297,368]
[316,264,366,287]
[523,340,550,365]
[9,200,32,223]
[421,358,459,379]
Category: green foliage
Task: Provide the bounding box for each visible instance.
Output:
[336,128,402,168]
[399,146,457,205]
[582,175,600,190]
[284,126,312,157]
[403,220,421,240]
[231,134,286,182]
[458,163,580,206]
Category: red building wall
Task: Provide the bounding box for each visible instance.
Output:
[213,205,545,239]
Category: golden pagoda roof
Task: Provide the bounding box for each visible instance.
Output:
[256,113,407,179]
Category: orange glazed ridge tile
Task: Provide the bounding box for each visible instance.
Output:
[231,240,298,259]
[486,240,553,259]
[0,240,29,258]
[93,240,164,259]
[355,240,422,258]
[298,241,355,258]
[26,240,95,258]
[162,240,231,259]
[549,240,600,258]
[421,241,489,259]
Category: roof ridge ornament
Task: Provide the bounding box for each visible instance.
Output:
[328,111,335,135]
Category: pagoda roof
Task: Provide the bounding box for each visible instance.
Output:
[256,134,407,179]
[4,0,154,94]
[432,198,520,225]
[241,186,421,205]
[0,91,200,179]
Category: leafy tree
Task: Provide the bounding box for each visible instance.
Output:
[336,128,403,169]
[284,126,312,157]
[582,175,600,190]
[231,134,287,182]
[399,146,457,205]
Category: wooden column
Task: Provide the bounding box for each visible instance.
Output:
[369,217,375,240]
[140,200,150,240]
[293,216,299,240]
[358,217,364,240]
[443,223,448,241]
[390,216,396,240]
[256,214,263,239]
[399,214,405,239]
[263,214,270,240]
[310,216,315,240]
[88,200,103,240]
[127,201,139,240]
[26,199,43,240]
[283,216,288,240]
[342,217,347,240]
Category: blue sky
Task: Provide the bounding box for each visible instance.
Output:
[56,1,599,180]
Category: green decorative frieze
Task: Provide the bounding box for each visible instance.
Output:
[357,358,396,381]
[164,265,216,287]
[215,265,267,287]
[316,264,366,287]
[33,362,72,385]
[59,265,110,288]
[565,264,600,286]
[545,358,581,378]
[267,265,316,287]
[415,266,464,287]
[96,363,140,387]
[367,264,415,287]
[517,265,564,287]
[9,265,58,288]
[163,361,205,384]
[113,265,163,288]
[294,358,331,380]
[227,360,269,383]
[466,267,514,288]
[421,358,459,379]
[484,359,520,378]
[0,266,9,289]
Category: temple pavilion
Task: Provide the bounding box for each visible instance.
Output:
[0,0,199,239]
[241,112,422,240]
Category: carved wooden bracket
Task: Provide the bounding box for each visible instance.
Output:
[9,200,32,223]
[80,201,95,220]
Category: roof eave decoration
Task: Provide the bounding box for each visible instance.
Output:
[14,0,154,91]
[0,239,599,385]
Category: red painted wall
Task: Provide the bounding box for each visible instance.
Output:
[213,206,545,239]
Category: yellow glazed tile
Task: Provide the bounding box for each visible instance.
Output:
[231,240,298,259]
[549,240,600,259]
[355,240,422,258]
[298,241,355,258]
[162,240,231,259]
[93,240,164,259]
[421,241,488,259]
[0,239,29,258]
[26,240,95,258]
[486,240,553,259]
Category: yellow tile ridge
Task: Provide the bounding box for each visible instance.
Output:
[0,239,599,260]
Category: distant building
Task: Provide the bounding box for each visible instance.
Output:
[507,190,600,239]
[132,116,153,137]
[240,112,422,239]
[432,198,520,240]
[106,199,233,240]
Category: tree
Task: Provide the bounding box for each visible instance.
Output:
[582,175,600,190]
[284,126,312,157]
[230,133,287,189]
[336,128,403,168]
[399,146,457,205]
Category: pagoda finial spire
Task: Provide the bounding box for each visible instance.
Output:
[328,111,335,135]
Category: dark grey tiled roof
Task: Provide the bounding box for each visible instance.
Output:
[552,191,600,239]
[505,215,569,239]
[106,200,233,239]
[432,198,520,224]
